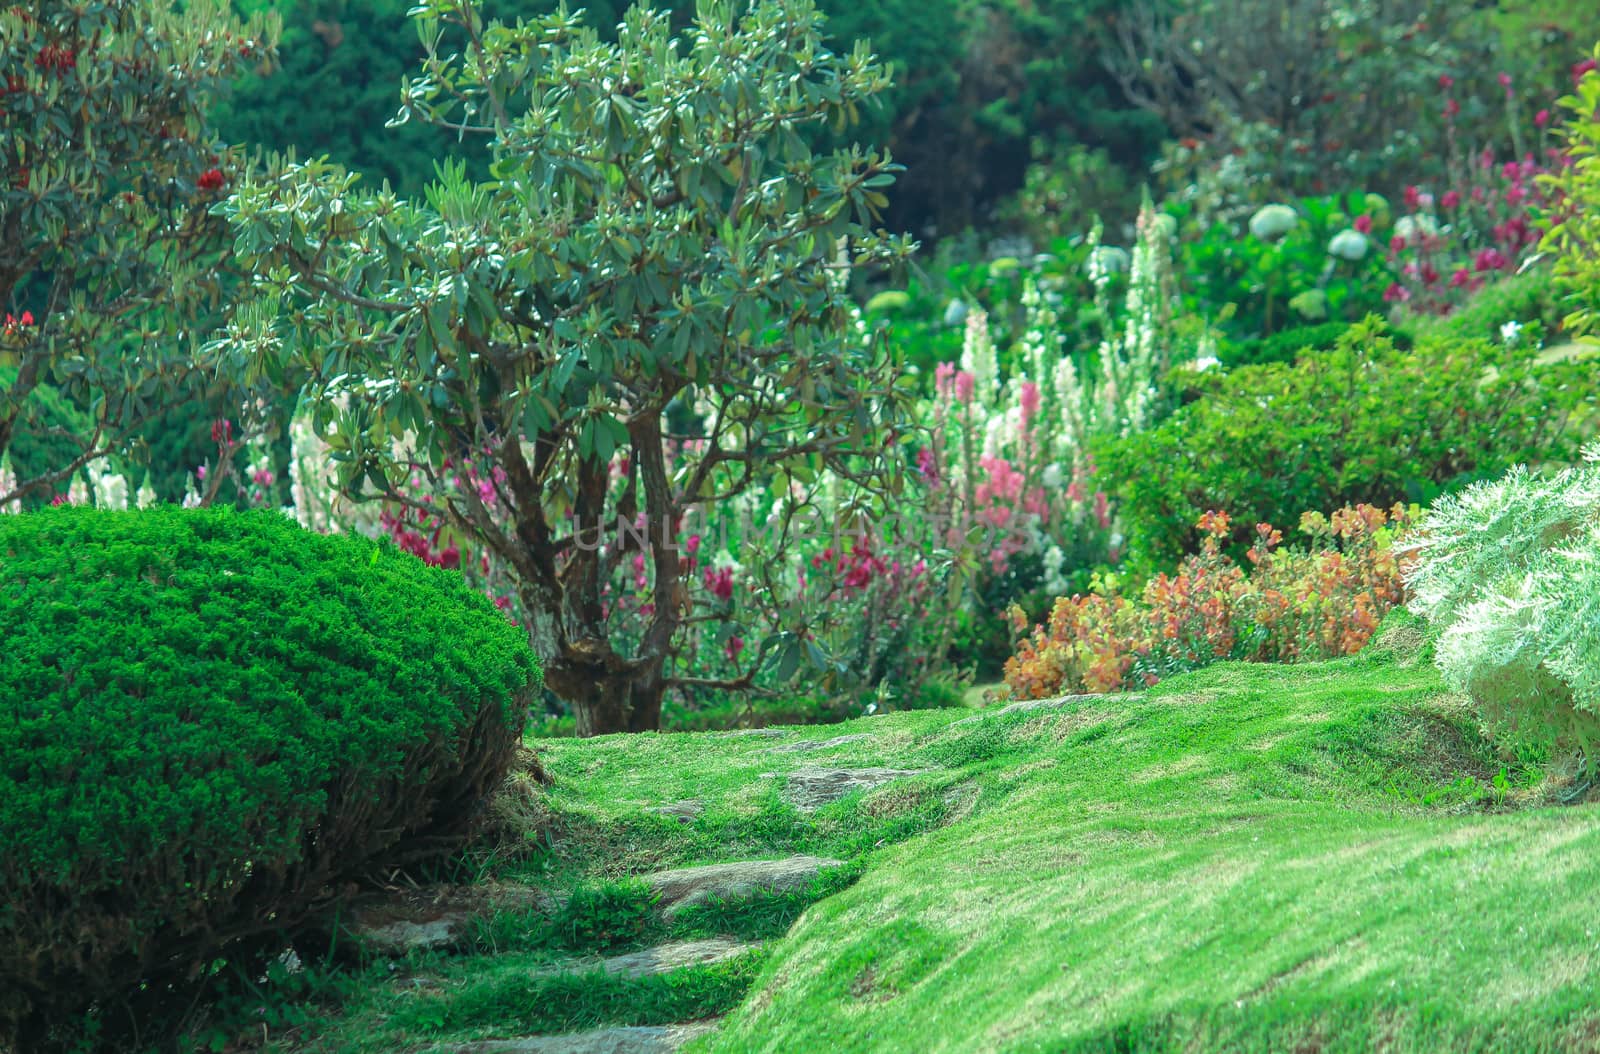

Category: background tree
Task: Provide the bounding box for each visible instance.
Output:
[212,0,1161,238]
[215,0,916,735]
[0,0,278,508]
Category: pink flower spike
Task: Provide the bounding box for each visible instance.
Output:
[1019,381,1041,424]
[954,370,976,405]
[1536,109,1550,127]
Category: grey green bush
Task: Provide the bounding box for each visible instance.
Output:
[1406,450,1600,772]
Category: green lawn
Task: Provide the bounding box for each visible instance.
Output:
[257,622,1600,1053]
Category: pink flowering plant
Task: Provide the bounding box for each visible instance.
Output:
[1378,66,1579,316]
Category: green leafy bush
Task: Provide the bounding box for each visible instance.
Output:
[1218,320,1417,371]
[1406,452,1600,773]
[1097,319,1596,568]
[0,506,539,1051]
[1402,267,1567,346]
[1540,49,1600,336]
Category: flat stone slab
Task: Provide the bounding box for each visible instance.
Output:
[446,1021,719,1054]
[714,727,789,738]
[948,693,1132,726]
[342,883,553,956]
[767,733,873,755]
[642,855,843,919]
[783,767,928,811]
[539,939,757,980]
[644,800,704,824]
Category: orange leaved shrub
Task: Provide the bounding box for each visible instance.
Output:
[1002,503,1415,699]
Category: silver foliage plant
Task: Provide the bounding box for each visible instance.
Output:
[1405,444,1600,770]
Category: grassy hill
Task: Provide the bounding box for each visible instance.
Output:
[251,620,1600,1054]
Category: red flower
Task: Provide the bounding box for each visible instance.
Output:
[196,168,227,192]
[18,310,32,326]
[1353,214,1373,234]
[1536,109,1550,127]
[1440,190,1460,209]
[1474,248,1509,273]
[1573,59,1598,86]
[1443,98,1459,119]
[1438,74,1454,90]
[1382,283,1410,304]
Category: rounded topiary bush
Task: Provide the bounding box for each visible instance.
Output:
[0,506,540,1051]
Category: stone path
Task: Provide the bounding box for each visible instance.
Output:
[447,1021,720,1054]
[642,855,843,919]
[538,938,758,980]
[782,766,929,811]
[356,743,940,1052]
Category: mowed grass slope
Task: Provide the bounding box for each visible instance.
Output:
[689,631,1600,1053]
[259,622,1600,1052]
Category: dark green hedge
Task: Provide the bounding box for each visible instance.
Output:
[0,506,539,1051]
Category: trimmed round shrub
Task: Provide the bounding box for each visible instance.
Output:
[0,506,540,1051]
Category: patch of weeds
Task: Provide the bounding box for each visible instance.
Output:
[548,879,667,953]
[670,861,865,941]
[391,949,768,1035]
[470,877,666,956]
[918,720,1020,768]
[828,790,951,858]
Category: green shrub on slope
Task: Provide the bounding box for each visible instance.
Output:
[1097,318,1595,568]
[0,506,539,1051]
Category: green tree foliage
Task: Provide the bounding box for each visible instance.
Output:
[214,0,916,735]
[212,0,1160,236]
[1540,49,1600,336]
[0,0,279,508]
[0,506,539,1052]
[213,0,493,197]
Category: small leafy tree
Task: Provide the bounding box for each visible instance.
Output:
[0,0,278,507]
[1540,45,1600,336]
[215,0,914,734]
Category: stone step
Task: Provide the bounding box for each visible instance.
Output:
[444,1020,719,1054]
[781,766,929,811]
[538,938,757,980]
[640,855,844,919]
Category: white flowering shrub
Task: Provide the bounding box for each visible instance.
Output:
[1406,448,1600,769]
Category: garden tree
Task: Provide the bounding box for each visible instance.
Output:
[1104,0,1542,200]
[0,0,278,508]
[215,0,916,735]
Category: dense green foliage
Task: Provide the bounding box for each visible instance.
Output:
[1541,52,1600,335]
[1098,320,1596,567]
[0,0,281,507]
[211,0,1160,235]
[0,506,538,1051]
